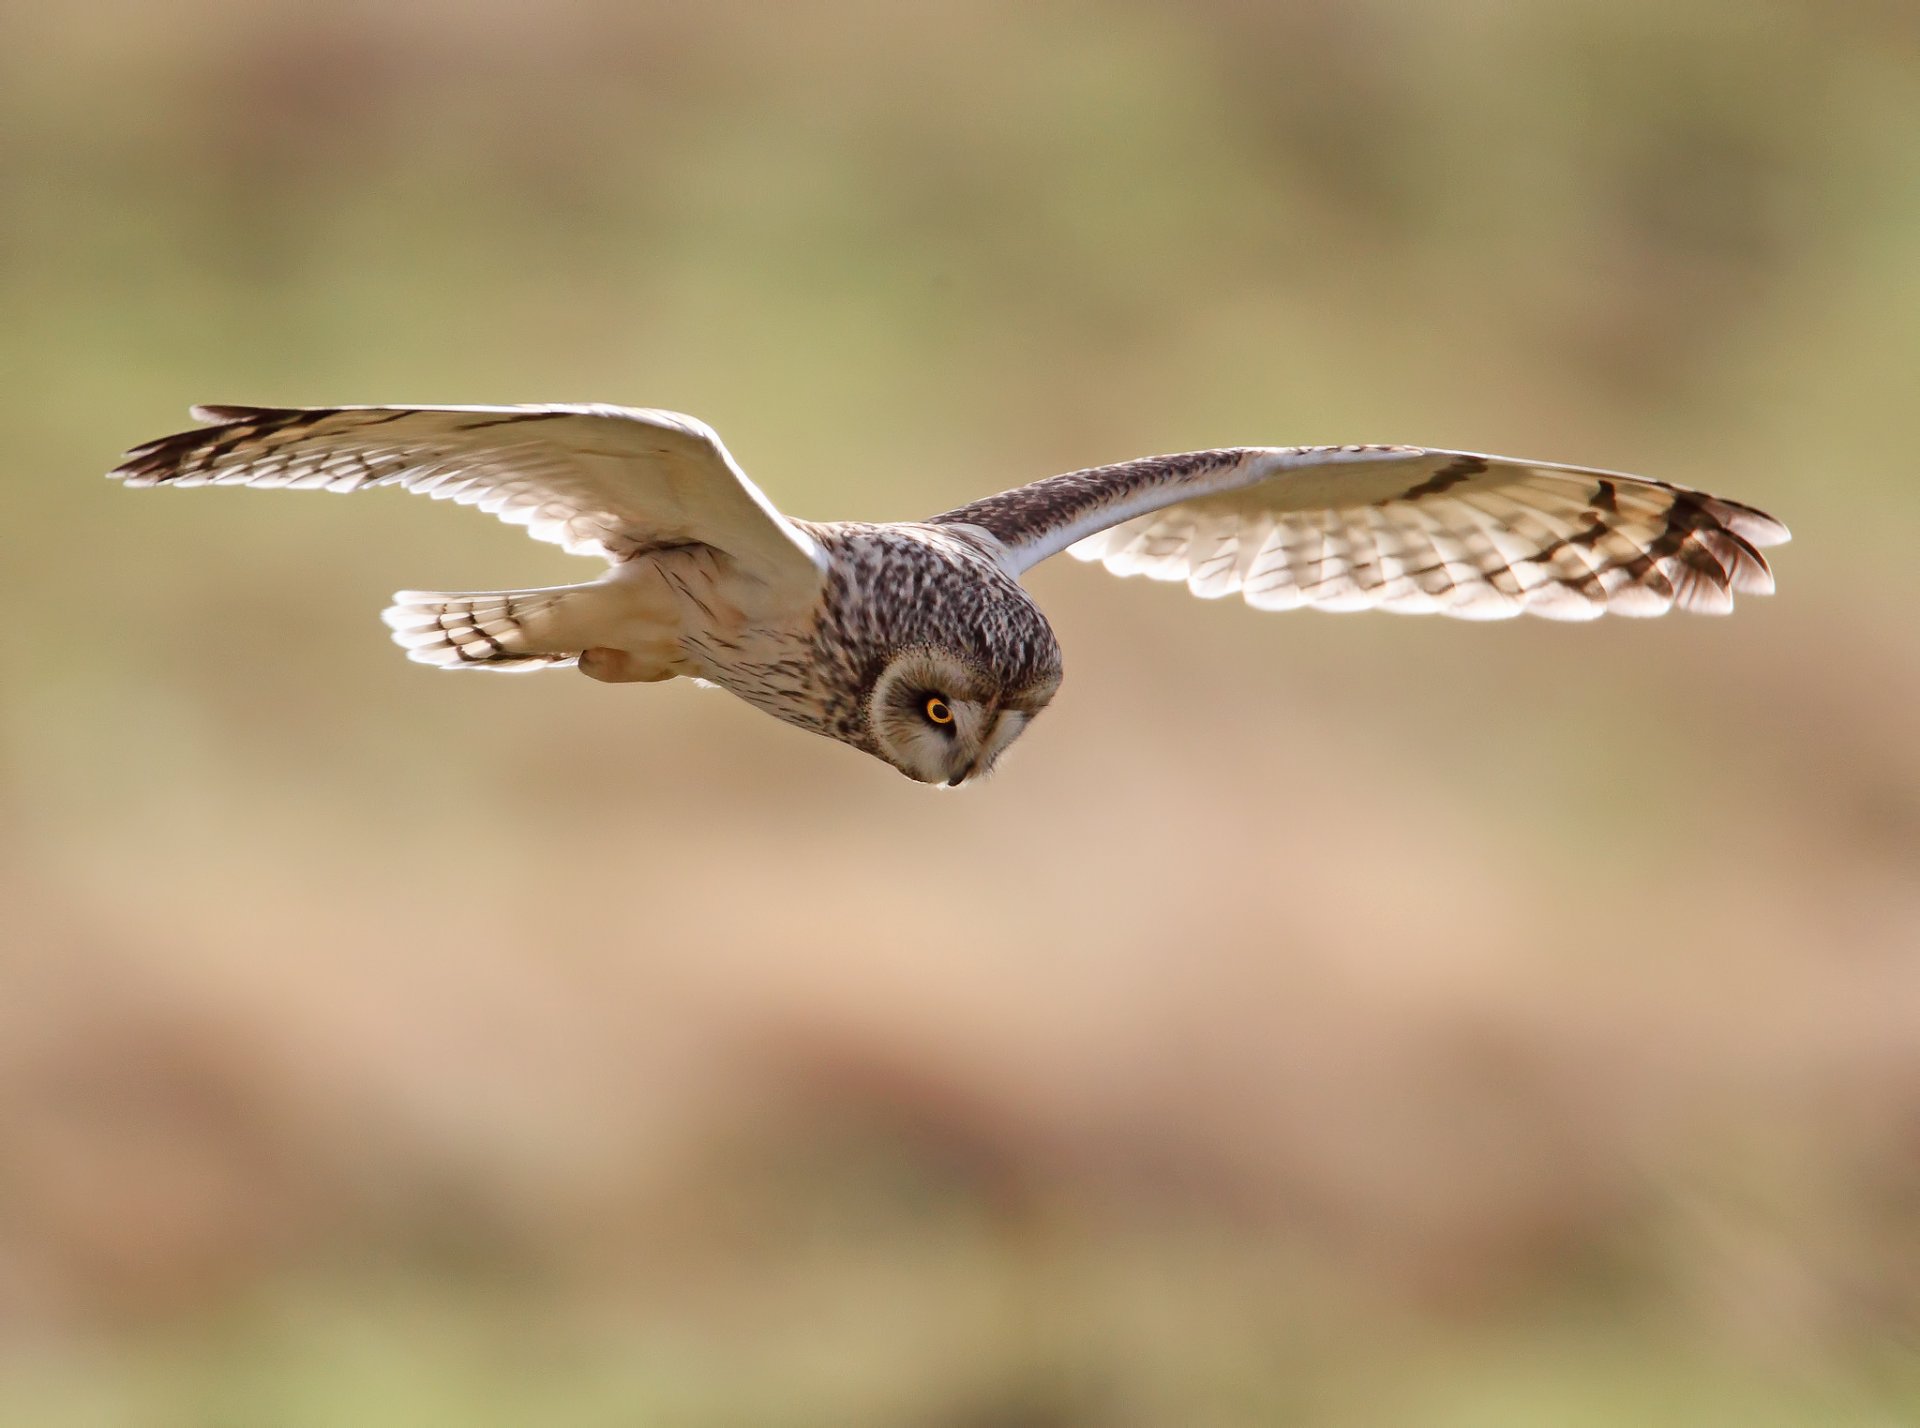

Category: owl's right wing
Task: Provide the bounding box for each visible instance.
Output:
[930,445,1788,620]
[111,403,828,604]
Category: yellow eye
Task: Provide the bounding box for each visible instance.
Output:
[924,695,954,725]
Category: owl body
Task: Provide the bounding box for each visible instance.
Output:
[109,404,1789,786]
[578,520,1062,783]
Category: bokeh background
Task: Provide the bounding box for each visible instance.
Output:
[4,1,1918,1423]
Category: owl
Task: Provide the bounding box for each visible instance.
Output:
[112,404,1789,786]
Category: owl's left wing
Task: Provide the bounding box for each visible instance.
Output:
[929,446,1789,619]
[110,402,827,602]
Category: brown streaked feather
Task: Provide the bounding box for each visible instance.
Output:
[931,446,1788,622]
[929,447,1259,554]
[110,403,827,598]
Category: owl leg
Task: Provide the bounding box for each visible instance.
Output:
[579,646,682,683]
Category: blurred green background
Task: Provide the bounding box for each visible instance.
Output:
[4,1,1918,1424]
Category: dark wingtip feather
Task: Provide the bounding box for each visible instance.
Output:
[108,426,210,484]
[107,405,239,482]
[109,407,266,484]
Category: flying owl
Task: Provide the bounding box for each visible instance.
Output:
[111,404,1789,787]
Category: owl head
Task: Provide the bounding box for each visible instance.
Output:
[814,523,1063,785]
[867,646,1059,786]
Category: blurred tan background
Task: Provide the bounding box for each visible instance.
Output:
[4,1,1918,1423]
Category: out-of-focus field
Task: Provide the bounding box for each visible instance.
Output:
[4,2,1918,1423]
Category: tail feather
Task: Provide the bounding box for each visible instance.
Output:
[381,586,587,671]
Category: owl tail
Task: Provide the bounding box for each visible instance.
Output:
[381,584,596,671]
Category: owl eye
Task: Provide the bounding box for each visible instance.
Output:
[923,695,954,726]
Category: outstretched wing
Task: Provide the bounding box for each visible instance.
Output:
[930,446,1789,620]
[111,403,827,598]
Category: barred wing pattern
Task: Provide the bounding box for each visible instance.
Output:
[936,446,1788,620]
[110,403,827,598]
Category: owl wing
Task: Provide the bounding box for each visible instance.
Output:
[929,446,1789,619]
[111,403,827,600]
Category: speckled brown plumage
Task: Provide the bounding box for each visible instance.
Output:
[109,403,1790,784]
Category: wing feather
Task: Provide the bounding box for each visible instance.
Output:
[111,403,827,600]
[929,446,1788,622]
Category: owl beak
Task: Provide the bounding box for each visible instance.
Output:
[945,769,968,787]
